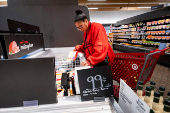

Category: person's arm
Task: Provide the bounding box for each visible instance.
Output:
[74,43,85,53]
[86,28,108,66]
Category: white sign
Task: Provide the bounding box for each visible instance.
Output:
[118,79,150,113]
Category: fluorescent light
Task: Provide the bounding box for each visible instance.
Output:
[138,7,151,8]
[88,0,106,1]
[0,0,7,1]
[88,8,98,9]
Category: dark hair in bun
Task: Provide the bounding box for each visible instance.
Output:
[75,9,83,15]
[75,9,88,22]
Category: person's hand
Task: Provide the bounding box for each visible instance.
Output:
[74,45,81,51]
[73,48,76,51]
[80,60,89,66]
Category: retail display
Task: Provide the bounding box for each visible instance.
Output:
[113,17,170,55]
[134,82,170,113]
[158,87,166,113]
[150,81,156,100]
[137,81,144,100]
[55,52,81,96]
[163,99,170,113]
[152,92,161,113]
[144,86,152,107]
[159,87,166,103]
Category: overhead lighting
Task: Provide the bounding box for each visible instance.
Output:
[88,8,98,9]
[0,0,7,7]
[138,7,151,8]
[87,0,106,1]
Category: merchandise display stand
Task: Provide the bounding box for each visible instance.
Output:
[0,96,123,113]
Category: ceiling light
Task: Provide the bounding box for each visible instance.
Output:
[88,8,98,9]
[138,7,151,8]
[0,0,7,1]
[87,0,106,1]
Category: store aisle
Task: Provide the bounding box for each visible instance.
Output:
[113,50,170,99]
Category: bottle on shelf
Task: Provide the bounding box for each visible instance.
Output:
[167,92,170,100]
[150,81,156,102]
[163,99,170,113]
[69,80,73,96]
[137,81,144,100]
[152,92,161,113]
[150,109,155,113]
[151,81,156,96]
[159,87,166,113]
[144,86,152,108]
[159,86,166,103]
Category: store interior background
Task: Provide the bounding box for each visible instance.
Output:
[0,0,170,99]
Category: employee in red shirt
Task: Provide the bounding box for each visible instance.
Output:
[74,9,115,67]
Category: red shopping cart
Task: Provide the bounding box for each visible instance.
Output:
[112,47,169,98]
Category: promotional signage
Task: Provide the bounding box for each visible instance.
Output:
[151,4,164,10]
[4,35,44,59]
[118,79,150,113]
[77,65,114,101]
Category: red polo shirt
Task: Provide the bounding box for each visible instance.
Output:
[75,22,115,67]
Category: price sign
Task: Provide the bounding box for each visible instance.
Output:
[77,65,114,101]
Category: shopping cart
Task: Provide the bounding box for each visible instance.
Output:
[55,54,80,72]
[112,47,169,99]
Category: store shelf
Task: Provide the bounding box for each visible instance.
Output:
[165,52,170,55]
[146,39,170,41]
[146,29,170,31]
[147,23,170,26]
[112,28,129,30]
[112,32,127,33]
[146,34,170,36]
[114,37,144,40]
[0,96,122,113]
[113,37,130,39]
[130,38,143,40]
[131,34,146,35]
[113,41,129,43]
[114,35,131,36]
[127,31,137,32]
[129,42,159,47]
[112,43,151,53]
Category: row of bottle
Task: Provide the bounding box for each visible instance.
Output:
[136,81,170,113]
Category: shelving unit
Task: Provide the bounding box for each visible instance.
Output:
[112,7,170,66]
[112,19,170,49]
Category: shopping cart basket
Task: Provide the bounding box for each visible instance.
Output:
[112,47,169,90]
[55,53,80,72]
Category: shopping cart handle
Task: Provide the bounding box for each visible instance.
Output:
[161,47,169,51]
[151,47,169,55]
